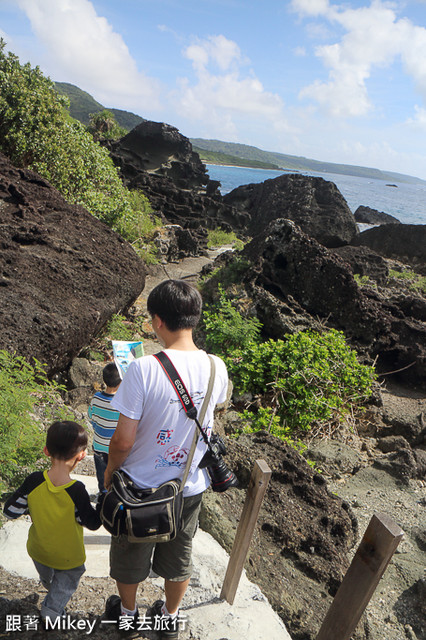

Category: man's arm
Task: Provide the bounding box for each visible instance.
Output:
[104,413,138,489]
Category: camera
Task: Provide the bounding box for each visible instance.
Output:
[199,433,239,493]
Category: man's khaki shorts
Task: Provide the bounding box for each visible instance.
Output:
[109,493,203,584]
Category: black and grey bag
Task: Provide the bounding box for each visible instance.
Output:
[100,356,215,543]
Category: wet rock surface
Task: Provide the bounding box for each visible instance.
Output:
[0,152,146,374]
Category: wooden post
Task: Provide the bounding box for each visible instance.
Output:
[220,459,272,605]
[316,512,404,640]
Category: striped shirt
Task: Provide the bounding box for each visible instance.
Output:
[88,391,120,453]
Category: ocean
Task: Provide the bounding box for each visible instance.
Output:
[205,164,426,226]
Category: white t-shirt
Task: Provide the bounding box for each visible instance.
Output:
[110,349,228,497]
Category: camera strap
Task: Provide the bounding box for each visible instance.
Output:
[153,351,216,454]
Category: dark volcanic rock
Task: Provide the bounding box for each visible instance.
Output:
[354,205,401,225]
[354,224,426,274]
[0,152,146,374]
[332,245,389,284]
[223,173,358,247]
[110,120,210,190]
[109,121,248,246]
[200,431,366,640]
[240,219,426,384]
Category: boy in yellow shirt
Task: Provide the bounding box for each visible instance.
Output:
[3,420,101,625]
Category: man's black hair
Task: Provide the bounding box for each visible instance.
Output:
[46,421,88,461]
[147,279,202,332]
[103,362,121,388]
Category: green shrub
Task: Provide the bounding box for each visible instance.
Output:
[87,109,127,142]
[201,283,376,438]
[115,190,161,264]
[202,285,262,353]
[0,351,73,492]
[226,330,375,434]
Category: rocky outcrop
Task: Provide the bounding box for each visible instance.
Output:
[108,122,249,248]
[237,219,426,384]
[354,205,401,225]
[332,245,389,284]
[200,431,367,640]
[0,152,146,374]
[354,224,426,274]
[152,224,200,263]
[223,173,359,247]
[109,120,210,190]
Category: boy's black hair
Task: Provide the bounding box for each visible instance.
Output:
[147,279,202,332]
[103,362,121,388]
[46,421,88,461]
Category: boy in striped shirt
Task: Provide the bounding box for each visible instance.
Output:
[88,362,121,493]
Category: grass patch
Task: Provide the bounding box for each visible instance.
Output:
[388,268,426,295]
[207,229,244,251]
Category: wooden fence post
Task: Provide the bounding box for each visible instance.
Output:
[316,512,404,640]
[220,459,272,605]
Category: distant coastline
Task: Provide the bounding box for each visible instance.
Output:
[192,138,426,186]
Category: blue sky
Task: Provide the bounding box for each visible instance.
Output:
[1,0,426,178]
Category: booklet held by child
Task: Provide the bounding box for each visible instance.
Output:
[112,340,144,378]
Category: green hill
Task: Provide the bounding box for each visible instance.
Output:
[54,82,144,130]
[193,146,280,170]
[190,138,426,185]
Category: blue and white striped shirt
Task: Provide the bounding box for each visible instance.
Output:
[88,391,120,453]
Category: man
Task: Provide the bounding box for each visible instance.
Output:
[103,279,229,639]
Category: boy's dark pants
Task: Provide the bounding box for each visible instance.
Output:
[93,451,109,493]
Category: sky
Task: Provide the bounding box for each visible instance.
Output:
[1,0,426,179]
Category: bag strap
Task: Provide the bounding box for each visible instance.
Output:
[153,351,216,464]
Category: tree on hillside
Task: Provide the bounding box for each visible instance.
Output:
[88,109,127,142]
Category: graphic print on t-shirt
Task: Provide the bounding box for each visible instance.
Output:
[155,446,189,469]
[156,428,174,445]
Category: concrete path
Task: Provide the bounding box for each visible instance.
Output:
[0,472,292,640]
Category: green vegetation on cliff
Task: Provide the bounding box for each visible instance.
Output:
[55,81,144,131]
[0,351,73,492]
[0,41,158,262]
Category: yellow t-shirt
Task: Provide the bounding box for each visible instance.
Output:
[4,470,101,570]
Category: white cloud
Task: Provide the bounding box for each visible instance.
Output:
[175,35,289,139]
[290,0,330,17]
[292,0,426,118]
[184,35,243,72]
[16,0,160,111]
[407,104,426,129]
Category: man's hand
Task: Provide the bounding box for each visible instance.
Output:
[104,466,113,491]
[103,413,139,489]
